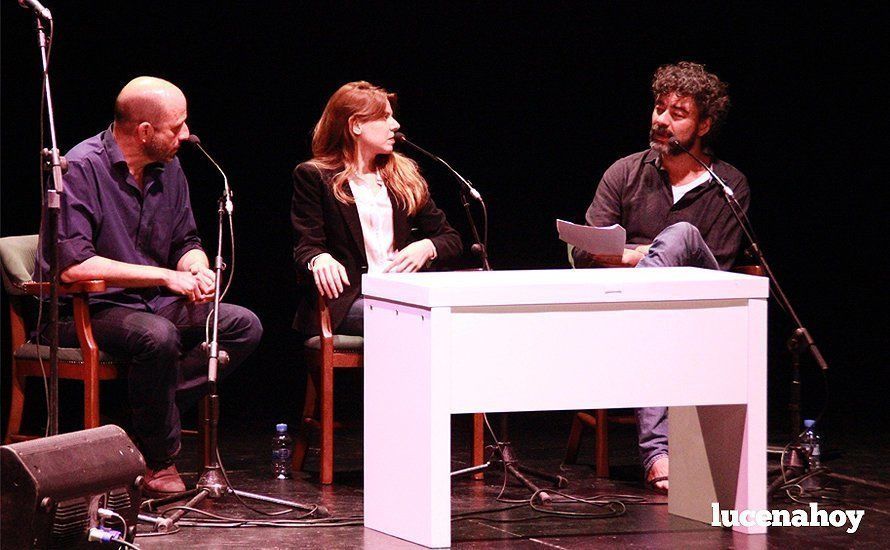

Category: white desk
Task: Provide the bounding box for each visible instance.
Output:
[362,268,769,548]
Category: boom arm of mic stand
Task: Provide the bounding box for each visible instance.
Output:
[673,149,829,440]
[718,190,828,371]
[695,159,829,372]
[399,138,491,270]
[194,140,233,213]
[414,144,481,201]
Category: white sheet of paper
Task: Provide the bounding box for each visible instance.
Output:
[556,219,626,256]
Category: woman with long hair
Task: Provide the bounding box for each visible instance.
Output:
[291,81,462,335]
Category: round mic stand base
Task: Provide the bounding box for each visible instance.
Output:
[451,414,568,504]
[195,466,227,498]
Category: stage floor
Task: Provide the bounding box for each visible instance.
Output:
[132,410,888,549]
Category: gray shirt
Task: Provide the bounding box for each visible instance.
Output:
[576,149,750,270]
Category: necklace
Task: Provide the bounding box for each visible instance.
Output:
[353,170,384,188]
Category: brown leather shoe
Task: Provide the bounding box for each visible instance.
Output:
[144,463,186,496]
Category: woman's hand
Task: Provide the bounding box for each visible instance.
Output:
[384,239,437,273]
[311,253,350,299]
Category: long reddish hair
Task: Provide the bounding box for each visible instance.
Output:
[310,81,429,215]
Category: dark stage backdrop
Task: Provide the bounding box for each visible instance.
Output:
[2,3,886,437]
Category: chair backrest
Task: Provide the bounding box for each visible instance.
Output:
[0,235,39,295]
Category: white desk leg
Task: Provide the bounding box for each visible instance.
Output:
[670,298,767,534]
[736,298,768,533]
[364,301,452,548]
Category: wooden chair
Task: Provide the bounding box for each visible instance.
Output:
[561,243,764,476]
[564,409,637,477]
[292,294,485,484]
[557,244,638,475]
[0,235,122,443]
[1,235,210,465]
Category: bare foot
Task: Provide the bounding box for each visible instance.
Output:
[646,456,669,494]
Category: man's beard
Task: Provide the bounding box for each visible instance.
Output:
[649,126,688,156]
[145,137,178,163]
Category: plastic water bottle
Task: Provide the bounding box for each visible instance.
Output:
[271,423,293,479]
[800,419,822,471]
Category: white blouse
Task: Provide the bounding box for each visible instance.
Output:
[349,173,395,274]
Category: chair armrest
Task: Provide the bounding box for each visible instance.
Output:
[72,291,101,364]
[314,294,337,364]
[19,280,105,366]
[21,280,107,295]
[317,294,334,340]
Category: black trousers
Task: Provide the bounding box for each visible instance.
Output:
[58,299,262,467]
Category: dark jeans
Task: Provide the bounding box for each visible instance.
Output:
[634,222,719,473]
[338,296,365,336]
[57,299,262,468]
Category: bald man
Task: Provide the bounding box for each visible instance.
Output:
[38,77,263,495]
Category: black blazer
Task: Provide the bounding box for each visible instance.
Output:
[291,162,463,335]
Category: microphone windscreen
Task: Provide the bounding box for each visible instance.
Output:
[186,134,201,145]
[394,132,407,143]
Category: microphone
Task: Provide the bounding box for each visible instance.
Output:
[394,132,482,201]
[184,134,233,211]
[668,137,734,197]
[18,0,52,20]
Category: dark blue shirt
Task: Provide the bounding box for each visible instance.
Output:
[40,125,203,312]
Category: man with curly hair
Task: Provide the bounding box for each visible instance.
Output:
[573,61,750,494]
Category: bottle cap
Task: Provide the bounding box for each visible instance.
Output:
[803,419,815,428]
[276,423,288,432]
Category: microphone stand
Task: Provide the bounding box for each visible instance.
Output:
[24,7,63,436]
[397,135,567,503]
[142,139,325,534]
[670,139,830,485]
[395,134,490,270]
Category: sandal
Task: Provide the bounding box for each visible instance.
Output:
[646,475,669,495]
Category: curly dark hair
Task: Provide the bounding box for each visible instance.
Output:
[652,61,730,141]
